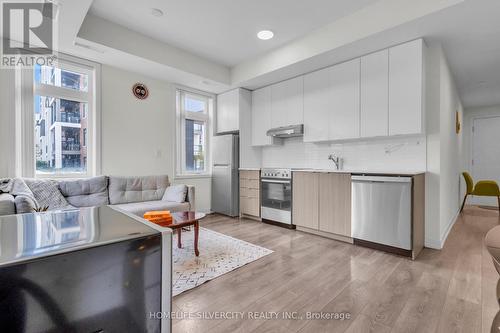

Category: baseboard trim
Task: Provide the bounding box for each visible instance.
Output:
[262,219,296,229]
[439,209,460,248]
[240,213,261,221]
[425,238,442,250]
[353,238,412,258]
[424,209,460,250]
[296,226,353,244]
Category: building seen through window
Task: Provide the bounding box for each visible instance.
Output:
[34,64,91,175]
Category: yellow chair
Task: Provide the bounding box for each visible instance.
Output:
[461,172,500,212]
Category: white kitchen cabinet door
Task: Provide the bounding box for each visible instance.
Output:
[330,59,360,140]
[303,67,332,142]
[389,39,423,135]
[216,89,239,134]
[360,49,389,138]
[251,86,273,146]
[271,76,304,128]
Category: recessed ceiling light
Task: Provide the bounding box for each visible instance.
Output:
[257,30,274,40]
[151,8,164,17]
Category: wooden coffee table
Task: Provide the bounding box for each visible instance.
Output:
[166,211,205,256]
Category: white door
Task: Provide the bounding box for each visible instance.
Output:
[471,116,500,206]
[216,89,239,133]
[360,49,389,138]
[303,67,332,142]
[330,58,360,140]
[271,76,303,128]
[388,39,423,136]
[251,86,273,146]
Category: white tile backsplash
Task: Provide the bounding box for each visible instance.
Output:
[261,135,427,172]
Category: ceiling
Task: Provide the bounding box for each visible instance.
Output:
[89,0,379,67]
[229,0,500,109]
[49,0,500,109]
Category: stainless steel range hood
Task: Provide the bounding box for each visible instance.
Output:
[266,124,304,138]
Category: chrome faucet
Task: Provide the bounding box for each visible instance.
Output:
[328,154,341,170]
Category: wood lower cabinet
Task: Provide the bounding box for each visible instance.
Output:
[318,173,351,236]
[292,172,319,230]
[293,172,351,240]
[240,170,260,218]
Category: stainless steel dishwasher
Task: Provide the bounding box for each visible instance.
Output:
[351,175,412,252]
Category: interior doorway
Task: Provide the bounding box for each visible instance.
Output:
[471,116,500,206]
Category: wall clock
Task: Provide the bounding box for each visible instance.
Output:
[132,83,149,100]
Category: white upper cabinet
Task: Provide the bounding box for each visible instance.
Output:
[251,86,273,146]
[271,76,304,128]
[251,39,424,144]
[389,39,423,135]
[303,59,360,142]
[216,89,239,134]
[303,67,332,142]
[360,49,389,138]
[330,59,360,140]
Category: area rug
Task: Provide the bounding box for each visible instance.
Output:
[172,227,273,296]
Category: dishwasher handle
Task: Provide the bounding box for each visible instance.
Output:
[351,175,412,183]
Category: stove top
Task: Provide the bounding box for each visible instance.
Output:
[261,168,291,180]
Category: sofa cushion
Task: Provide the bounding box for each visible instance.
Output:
[24,179,74,211]
[162,184,187,203]
[113,200,190,217]
[109,175,169,205]
[14,195,37,214]
[58,176,109,207]
[0,193,15,216]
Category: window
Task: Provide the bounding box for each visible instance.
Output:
[176,89,212,176]
[22,56,99,177]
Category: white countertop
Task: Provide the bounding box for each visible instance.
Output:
[292,169,425,176]
[239,167,425,175]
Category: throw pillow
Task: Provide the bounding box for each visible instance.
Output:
[162,184,187,203]
[0,178,12,193]
[10,178,39,213]
[24,179,74,211]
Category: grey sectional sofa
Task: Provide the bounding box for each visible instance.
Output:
[0,175,195,218]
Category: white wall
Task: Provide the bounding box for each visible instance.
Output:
[423,43,463,249]
[261,136,426,172]
[438,49,463,245]
[424,43,441,249]
[101,65,211,212]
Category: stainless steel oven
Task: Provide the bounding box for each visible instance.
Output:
[261,168,293,227]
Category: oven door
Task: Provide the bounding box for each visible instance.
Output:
[261,179,292,224]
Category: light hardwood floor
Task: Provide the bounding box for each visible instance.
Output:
[172,206,500,333]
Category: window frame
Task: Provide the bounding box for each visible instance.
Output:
[175,87,213,178]
[18,53,101,178]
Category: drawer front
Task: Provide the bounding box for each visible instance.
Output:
[240,170,260,180]
[241,197,260,217]
[240,188,259,199]
[245,179,260,189]
[240,178,260,189]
